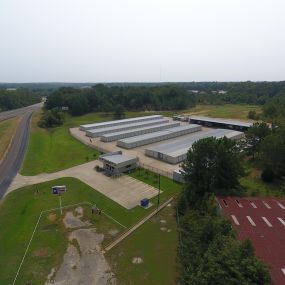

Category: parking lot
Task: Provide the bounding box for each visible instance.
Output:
[218,196,285,285]
[8,160,159,209]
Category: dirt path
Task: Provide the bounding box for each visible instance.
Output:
[45,208,116,285]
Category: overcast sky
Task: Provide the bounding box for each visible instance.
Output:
[0,0,284,82]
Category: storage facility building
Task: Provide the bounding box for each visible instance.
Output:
[189,115,252,131]
[85,118,169,138]
[117,124,202,149]
[173,169,185,183]
[99,151,138,175]
[101,121,180,142]
[80,115,163,131]
[145,129,244,164]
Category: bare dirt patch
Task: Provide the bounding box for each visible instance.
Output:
[33,248,49,258]
[63,208,91,229]
[46,209,116,285]
[48,213,57,222]
[108,229,119,236]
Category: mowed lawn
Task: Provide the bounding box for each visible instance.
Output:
[106,204,178,285]
[20,111,101,175]
[0,117,20,160]
[0,176,182,285]
[20,110,167,175]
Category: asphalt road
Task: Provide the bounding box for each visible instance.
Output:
[0,103,42,198]
[0,103,41,122]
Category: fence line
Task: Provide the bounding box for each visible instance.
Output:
[137,161,173,179]
[12,201,126,285]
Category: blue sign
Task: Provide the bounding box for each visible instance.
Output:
[52,185,66,195]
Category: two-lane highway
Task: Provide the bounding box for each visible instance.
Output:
[0,103,42,198]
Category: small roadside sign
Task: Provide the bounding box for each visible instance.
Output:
[51,185,67,215]
[52,185,66,195]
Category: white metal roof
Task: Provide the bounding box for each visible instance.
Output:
[118,124,200,144]
[86,118,168,135]
[102,122,179,138]
[190,115,252,128]
[81,115,163,129]
[100,153,136,164]
[146,129,243,158]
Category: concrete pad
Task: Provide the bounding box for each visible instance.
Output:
[7,161,158,209]
[70,124,212,178]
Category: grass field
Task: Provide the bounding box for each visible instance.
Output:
[184,104,261,120]
[20,110,169,175]
[106,204,178,285]
[21,111,100,175]
[240,161,284,197]
[129,167,182,200]
[0,176,182,284]
[17,202,123,284]
[0,117,20,160]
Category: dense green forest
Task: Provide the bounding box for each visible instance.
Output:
[184,81,285,105]
[41,81,285,116]
[1,81,284,113]
[45,85,196,115]
[0,89,41,111]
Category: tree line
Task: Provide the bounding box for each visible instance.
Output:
[184,81,285,105]
[45,84,196,116]
[0,89,41,111]
[177,137,271,285]
[244,96,285,182]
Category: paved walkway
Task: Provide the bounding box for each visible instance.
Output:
[7,160,159,209]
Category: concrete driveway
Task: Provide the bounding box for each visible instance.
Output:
[7,160,158,209]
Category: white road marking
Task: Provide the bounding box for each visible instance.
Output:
[262,201,271,209]
[236,199,243,208]
[262,217,273,227]
[277,201,285,209]
[281,268,285,275]
[222,199,228,207]
[231,215,240,225]
[277,217,285,227]
[250,202,257,208]
[246,216,256,226]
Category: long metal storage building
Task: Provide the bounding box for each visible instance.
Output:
[117,124,202,149]
[100,122,180,142]
[85,118,169,138]
[80,115,163,131]
[145,129,244,164]
[189,115,252,131]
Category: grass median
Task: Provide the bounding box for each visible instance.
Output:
[0,116,20,160]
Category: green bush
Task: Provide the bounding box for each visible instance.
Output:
[38,108,64,128]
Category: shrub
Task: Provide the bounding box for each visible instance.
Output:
[38,108,64,128]
[261,167,275,183]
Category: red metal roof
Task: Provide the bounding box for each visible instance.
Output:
[217,196,285,285]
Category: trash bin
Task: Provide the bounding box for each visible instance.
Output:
[140,198,149,208]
